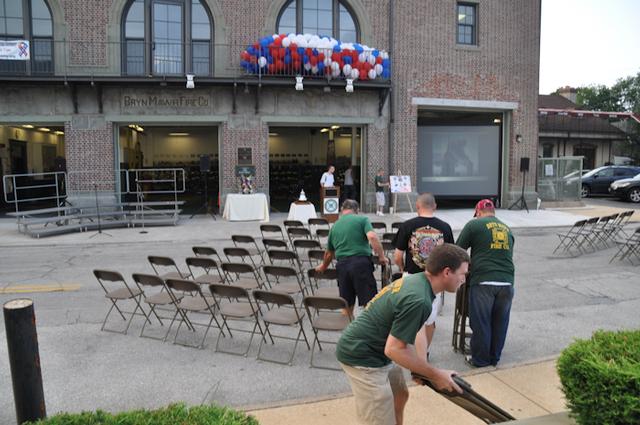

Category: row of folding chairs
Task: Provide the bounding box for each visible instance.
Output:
[94,268,352,368]
[553,210,636,257]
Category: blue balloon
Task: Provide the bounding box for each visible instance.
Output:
[260,38,270,48]
[372,49,379,57]
[312,48,319,56]
[343,56,352,65]
[333,45,341,53]
[284,55,292,64]
[382,69,390,78]
[303,55,309,64]
[318,61,325,71]
[297,47,304,55]
[354,44,363,53]
[268,55,274,64]
[247,46,256,56]
[382,59,390,67]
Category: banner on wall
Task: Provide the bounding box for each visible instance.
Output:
[0,40,30,60]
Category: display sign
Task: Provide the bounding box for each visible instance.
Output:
[323,197,339,214]
[238,147,252,165]
[390,175,412,193]
[0,40,30,60]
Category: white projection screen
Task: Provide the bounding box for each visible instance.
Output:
[417,125,501,197]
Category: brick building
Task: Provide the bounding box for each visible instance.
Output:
[0,0,541,213]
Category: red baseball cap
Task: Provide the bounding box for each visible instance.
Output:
[474,199,495,217]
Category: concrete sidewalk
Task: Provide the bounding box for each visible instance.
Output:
[249,359,571,425]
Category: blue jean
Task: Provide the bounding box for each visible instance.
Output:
[469,284,514,367]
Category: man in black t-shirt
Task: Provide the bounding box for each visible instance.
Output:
[393,193,454,360]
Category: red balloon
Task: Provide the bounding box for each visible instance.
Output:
[268,64,276,73]
[331,53,340,62]
[249,56,257,64]
[273,37,282,46]
[292,52,300,61]
[318,53,325,61]
[376,56,383,64]
[290,43,298,51]
[293,60,301,69]
[276,60,284,70]
[241,51,250,61]
[305,48,313,57]
[309,56,318,65]
[253,43,259,50]
[364,62,372,71]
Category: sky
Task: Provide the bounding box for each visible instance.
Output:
[539,0,640,94]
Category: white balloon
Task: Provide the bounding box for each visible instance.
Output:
[303,33,312,41]
[311,65,318,74]
[343,64,352,76]
[258,56,267,67]
[332,68,341,77]
[304,62,311,71]
[374,64,383,74]
[310,35,320,46]
[272,34,279,40]
[282,37,291,48]
[368,69,377,80]
[358,52,367,63]
[350,68,359,80]
[331,61,340,72]
[368,54,376,65]
[324,58,332,67]
[381,51,389,60]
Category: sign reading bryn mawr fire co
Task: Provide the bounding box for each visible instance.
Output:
[121,92,211,113]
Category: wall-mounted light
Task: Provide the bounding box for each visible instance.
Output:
[169,132,189,136]
[493,118,501,124]
[516,134,523,143]
[186,74,195,89]
[345,79,354,93]
[268,132,279,136]
[320,128,329,133]
[54,131,64,136]
[38,127,50,132]
[331,125,340,130]
[295,76,304,91]
[22,124,34,129]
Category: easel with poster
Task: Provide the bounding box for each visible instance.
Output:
[390,172,414,213]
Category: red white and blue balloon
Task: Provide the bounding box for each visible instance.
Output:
[240,33,390,80]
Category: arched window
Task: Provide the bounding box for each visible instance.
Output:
[0,0,54,74]
[122,0,213,76]
[276,0,359,43]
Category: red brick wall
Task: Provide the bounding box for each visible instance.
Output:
[220,120,269,195]
[64,117,115,190]
[61,0,112,66]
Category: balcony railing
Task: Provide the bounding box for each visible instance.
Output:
[0,40,391,84]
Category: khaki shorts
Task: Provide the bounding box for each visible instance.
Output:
[340,362,408,425]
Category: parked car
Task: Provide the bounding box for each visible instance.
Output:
[577,166,640,197]
[610,172,640,203]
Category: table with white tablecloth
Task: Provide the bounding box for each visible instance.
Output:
[222,193,270,221]
[287,202,317,223]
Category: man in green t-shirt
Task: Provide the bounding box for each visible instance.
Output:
[336,244,469,425]
[315,199,388,317]
[456,199,515,368]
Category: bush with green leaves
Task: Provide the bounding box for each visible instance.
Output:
[25,403,259,425]
[557,329,640,425]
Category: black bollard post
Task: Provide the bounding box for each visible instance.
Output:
[3,299,46,424]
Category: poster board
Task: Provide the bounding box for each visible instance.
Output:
[390,175,412,193]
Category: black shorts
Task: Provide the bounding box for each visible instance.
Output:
[336,255,378,307]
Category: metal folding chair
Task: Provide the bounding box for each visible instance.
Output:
[284,220,305,229]
[253,289,311,366]
[371,221,387,234]
[610,227,640,265]
[391,222,403,232]
[260,224,286,242]
[553,219,588,256]
[263,265,307,296]
[220,262,263,290]
[303,295,352,370]
[231,235,266,265]
[164,278,227,348]
[186,256,225,286]
[307,268,340,297]
[148,255,190,280]
[262,238,289,251]
[287,227,312,246]
[93,269,151,334]
[192,246,224,264]
[208,283,265,356]
[132,273,185,341]
[223,247,262,271]
[293,239,322,266]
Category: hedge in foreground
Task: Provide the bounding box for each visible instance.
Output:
[557,329,640,425]
[25,403,259,425]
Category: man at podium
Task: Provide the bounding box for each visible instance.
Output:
[320,165,335,188]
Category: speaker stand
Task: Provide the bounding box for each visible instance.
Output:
[89,183,112,238]
[508,170,529,213]
[190,171,216,220]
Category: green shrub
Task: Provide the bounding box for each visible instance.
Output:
[25,403,259,425]
[557,329,640,425]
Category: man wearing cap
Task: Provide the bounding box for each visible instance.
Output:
[456,199,515,368]
[315,199,388,317]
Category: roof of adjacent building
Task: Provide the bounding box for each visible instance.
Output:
[538,94,580,110]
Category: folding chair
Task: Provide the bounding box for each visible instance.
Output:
[164,278,227,348]
[220,262,263,290]
[602,213,620,244]
[262,238,289,251]
[223,247,261,271]
[186,256,225,286]
[303,295,352,370]
[307,249,328,267]
[293,239,322,266]
[308,218,330,239]
[253,290,311,365]
[574,217,600,253]
[208,283,265,356]
[315,228,330,247]
[610,227,640,264]
[93,269,151,334]
[132,273,184,341]
[610,210,635,240]
[372,255,391,288]
[587,215,613,249]
[192,246,224,264]
[148,255,190,280]
[382,232,396,243]
[260,224,286,241]
[263,265,307,296]
[284,220,305,229]
[391,222,403,232]
[307,268,340,297]
[371,221,387,234]
[287,227,312,245]
[553,219,588,256]
[231,235,265,265]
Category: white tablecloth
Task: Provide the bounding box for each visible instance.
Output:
[223,193,270,222]
[287,202,317,222]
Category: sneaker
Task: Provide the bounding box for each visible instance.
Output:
[379,212,385,216]
[464,355,477,368]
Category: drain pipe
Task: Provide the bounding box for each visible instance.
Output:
[387,0,395,179]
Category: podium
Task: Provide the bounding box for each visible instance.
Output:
[320,186,340,223]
